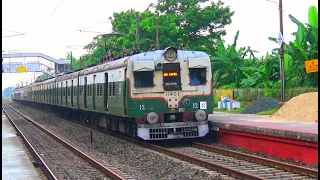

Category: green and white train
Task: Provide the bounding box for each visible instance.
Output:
[11,47,213,140]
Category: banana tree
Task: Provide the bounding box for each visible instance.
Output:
[211,30,258,88]
[268,6,318,88]
[240,51,280,89]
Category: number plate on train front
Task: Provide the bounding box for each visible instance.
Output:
[165,91,180,97]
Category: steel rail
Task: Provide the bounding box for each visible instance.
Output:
[193,142,318,178]
[6,105,126,180]
[70,121,264,180]
[3,108,58,180]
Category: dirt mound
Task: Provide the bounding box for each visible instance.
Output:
[241,97,280,114]
[269,92,318,123]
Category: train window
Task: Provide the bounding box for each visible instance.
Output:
[163,63,181,91]
[109,83,112,96]
[97,84,101,96]
[99,84,103,96]
[112,82,116,96]
[189,68,206,85]
[134,71,153,87]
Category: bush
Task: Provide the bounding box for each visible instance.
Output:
[213,94,220,107]
[236,95,246,102]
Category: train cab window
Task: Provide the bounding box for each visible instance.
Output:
[189,68,206,86]
[134,71,153,87]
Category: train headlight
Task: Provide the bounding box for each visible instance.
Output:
[195,110,207,121]
[164,47,178,61]
[147,112,159,124]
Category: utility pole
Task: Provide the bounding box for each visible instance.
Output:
[156,17,160,50]
[70,51,73,71]
[279,0,285,102]
[135,12,140,50]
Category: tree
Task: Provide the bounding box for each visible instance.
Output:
[156,0,234,55]
[211,31,259,88]
[269,6,318,88]
[71,0,235,71]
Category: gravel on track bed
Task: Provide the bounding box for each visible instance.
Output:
[198,139,318,170]
[169,146,315,180]
[4,107,110,180]
[241,97,280,114]
[11,103,227,180]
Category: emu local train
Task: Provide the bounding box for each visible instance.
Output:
[12,47,213,140]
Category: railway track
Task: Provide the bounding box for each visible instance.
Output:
[69,119,318,180]
[192,142,318,178]
[7,104,318,180]
[164,144,317,180]
[3,106,132,180]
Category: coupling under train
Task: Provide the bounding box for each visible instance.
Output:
[11,47,213,140]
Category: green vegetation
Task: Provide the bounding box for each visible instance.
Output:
[310,164,318,169]
[256,108,278,115]
[70,0,234,70]
[66,2,317,92]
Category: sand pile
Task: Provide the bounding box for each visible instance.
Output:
[269,92,318,123]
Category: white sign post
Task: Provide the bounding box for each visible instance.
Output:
[277,32,284,48]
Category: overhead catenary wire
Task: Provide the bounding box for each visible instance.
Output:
[77,20,111,32]
[2,33,26,38]
[40,0,66,31]
[2,29,25,34]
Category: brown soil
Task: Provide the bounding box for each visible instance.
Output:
[269,92,318,123]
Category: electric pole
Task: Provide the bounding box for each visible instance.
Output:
[70,51,73,71]
[279,0,285,102]
[156,17,160,50]
[135,12,140,50]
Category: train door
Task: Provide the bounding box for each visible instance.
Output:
[104,73,108,110]
[77,75,80,108]
[93,75,96,110]
[71,80,74,107]
[84,76,87,109]
[61,82,63,105]
[53,83,55,104]
[66,81,68,106]
[123,69,127,115]
[56,83,59,104]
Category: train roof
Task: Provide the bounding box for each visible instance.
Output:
[127,50,210,62]
[14,49,210,87]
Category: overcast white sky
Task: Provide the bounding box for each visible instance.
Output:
[2,0,318,90]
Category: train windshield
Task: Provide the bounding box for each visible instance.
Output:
[134,71,154,87]
[163,63,181,91]
[189,68,206,86]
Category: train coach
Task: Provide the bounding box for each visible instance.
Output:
[12,47,213,140]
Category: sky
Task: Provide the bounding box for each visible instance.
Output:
[2,0,318,90]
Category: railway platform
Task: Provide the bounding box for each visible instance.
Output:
[2,111,42,180]
[208,112,318,165]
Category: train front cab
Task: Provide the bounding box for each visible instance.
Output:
[127,48,213,140]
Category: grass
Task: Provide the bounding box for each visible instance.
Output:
[214,102,278,115]
[311,164,318,169]
[256,108,278,115]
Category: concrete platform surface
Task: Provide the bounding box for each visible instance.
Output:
[2,113,42,180]
[208,112,318,142]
